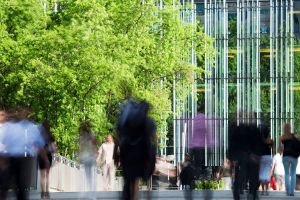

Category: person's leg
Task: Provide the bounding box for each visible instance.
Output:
[283,157,290,195]
[290,157,297,196]
[131,178,139,200]
[0,157,11,200]
[247,156,259,200]
[123,177,131,200]
[265,182,269,195]
[16,157,33,200]
[85,163,92,191]
[261,182,265,193]
[108,163,115,191]
[234,158,248,200]
[103,164,109,191]
[233,163,241,200]
[40,169,46,197]
[45,168,50,197]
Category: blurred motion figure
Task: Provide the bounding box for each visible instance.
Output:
[0,106,46,200]
[180,153,195,200]
[117,100,157,200]
[38,120,56,199]
[271,147,285,191]
[281,123,300,196]
[228,113,263,200]
[258,125,273,195]
[0,109,9,199]
[97,134,115,191]
[79,121,98,191]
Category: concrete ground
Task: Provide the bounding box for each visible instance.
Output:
[6,190,300,200]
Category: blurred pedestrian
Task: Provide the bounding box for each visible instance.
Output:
[180,153,195,200]
[0,110,7,152]
[216,159,233,190]
[228,117,249,200]
[79,120,98,191]
[97,134,115,191]
[0,106,46,200]
[271,147,285,191]
[0,109,10,200]
[180,154,195,190]
[247,121,263,200]
[296,157,300,190]
[259,126,273,195]
[259,125,273,195]
[117,100,157,200]
[38,120,56,199]
[281,123,300,196]
[228,112,263,200]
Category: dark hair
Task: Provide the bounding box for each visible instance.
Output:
[139,101,150,115]
[261,125,270,139]
[79,120,92,133]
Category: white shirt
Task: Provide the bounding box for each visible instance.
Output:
[0,120,44,157]
[0,123,5,153]
[273,153,285,176]
[296,157,300,175]
[98,142,115,164]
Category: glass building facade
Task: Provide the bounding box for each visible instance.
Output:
[195,0,300,166]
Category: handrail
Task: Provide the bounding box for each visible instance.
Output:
[52,154,123,176]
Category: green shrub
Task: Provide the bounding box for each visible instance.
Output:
[194,180,225,190]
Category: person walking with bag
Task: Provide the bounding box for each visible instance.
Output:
[271,147,285,191]
[281,123,300,196]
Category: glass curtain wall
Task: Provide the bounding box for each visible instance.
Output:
[196,0,296,166]
[172,0,198,165]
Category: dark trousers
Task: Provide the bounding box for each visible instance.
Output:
[0,156,11,200]
[233,153,249,200]
[233,154,260,200]
[123,176,137,200]
[247,159,260,200]
[0,157,34,200]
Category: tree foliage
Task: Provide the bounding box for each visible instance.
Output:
[0,0,208,157]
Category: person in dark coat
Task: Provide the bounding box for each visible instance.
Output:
[228,113,264,200]
[180,154,195,190]
[228,122,249,200]
[117,100,157,200]
[180,154,195,200]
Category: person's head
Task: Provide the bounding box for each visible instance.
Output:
[261,125,270,139]
[0,110,7,123]
[106,134,113,143]
[184,153,191,162]
[42,119,51,135]
[139,100,150,116]
[79,120,92,134]
[11,106,32,120]
[284,123,291,135]
[278,146,283,155]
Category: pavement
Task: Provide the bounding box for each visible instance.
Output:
[6,190,300,200]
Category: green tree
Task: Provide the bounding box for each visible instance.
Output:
[0,0,208,158]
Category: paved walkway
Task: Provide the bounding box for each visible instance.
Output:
[7,190,300,200]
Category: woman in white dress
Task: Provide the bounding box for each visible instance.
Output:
[259,126,273,195]
[271,148,285,191]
